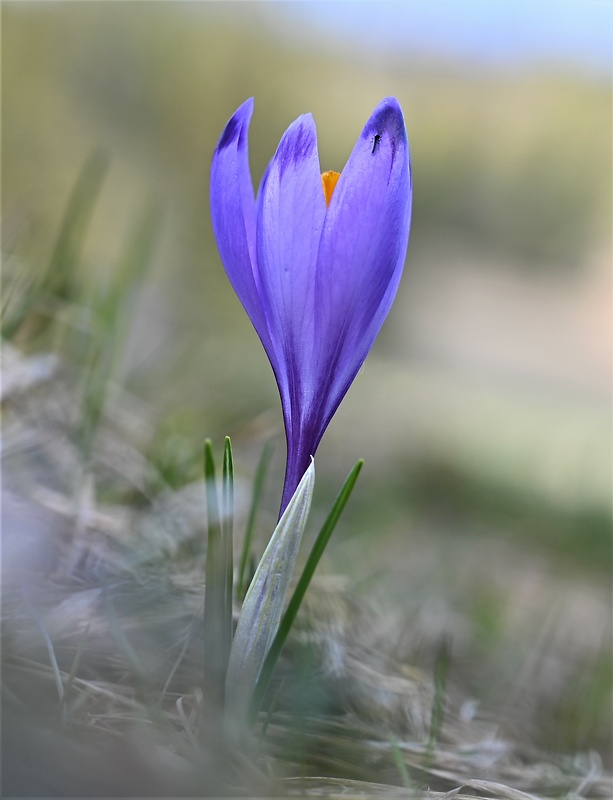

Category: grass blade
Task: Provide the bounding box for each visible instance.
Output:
[390,735,413,790]
[248,459,363,725]
[78,202,160,457]
[222,436,234,669]
[203,439,225,707]
[427,635,451,757]
[237,440,274,599]
[47,149,110,301]
[2,149,109,341]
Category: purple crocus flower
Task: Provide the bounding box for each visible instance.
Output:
[210,97,411,514]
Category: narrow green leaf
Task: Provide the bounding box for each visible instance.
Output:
[427,635,451,757]
[249,459,363,724]
[222,436,234,538]
[78,202,160,460]
[203,439,225,707]
[225,459,315,727]
[237,440,274,598]
[48,149,110,300]
[222,436,234,664]
[390,735,413,790]
[1,258,36,339]
[2,150,109,341]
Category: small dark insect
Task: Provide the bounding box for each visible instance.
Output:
[371,134,381,154]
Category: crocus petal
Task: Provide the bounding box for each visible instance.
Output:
[315,96,411,436]
[210,99,272,355]
[211,98,412,517]
[256,114,327,446]
[278,98,411,511]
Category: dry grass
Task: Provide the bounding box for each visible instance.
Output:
[2,344,611,798]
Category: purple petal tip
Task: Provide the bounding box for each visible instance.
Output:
[274,114,317,178]
[216,97,254,152]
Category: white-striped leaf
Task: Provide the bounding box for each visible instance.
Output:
[225,459,315,724]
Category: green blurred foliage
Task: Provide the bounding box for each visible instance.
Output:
[3,2,611,567]
[4,2,610,273]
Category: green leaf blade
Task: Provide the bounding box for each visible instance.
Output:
[225,459,315,727]
[249,459,363,724]
[237,440,274,599]
[203,439,224,707]
[222,436,234,667]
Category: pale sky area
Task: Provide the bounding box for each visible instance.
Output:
[272,0,612,76]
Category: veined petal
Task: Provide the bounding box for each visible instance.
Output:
[313,96,412,431]
[210,98,412,518]
[256,114,327,438]
[210,99,271,350]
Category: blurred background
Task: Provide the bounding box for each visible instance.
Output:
[3,0,612,761]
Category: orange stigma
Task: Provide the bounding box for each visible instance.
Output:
[321,170,341,207]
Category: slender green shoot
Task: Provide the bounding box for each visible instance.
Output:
[78,202,160,459]
[427,635,451,757]
[222,436,234,667]
[237,440,274,599]
[1,258,36,334]
[2,149,109,341]
[248,459,363,725]
[47,149,109,301]
[390,735,413,791]
[203,439,226,707]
